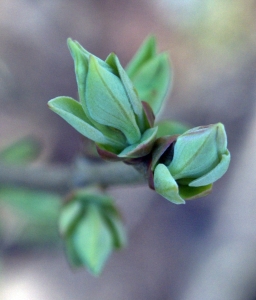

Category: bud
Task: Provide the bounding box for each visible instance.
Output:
[126,36,171,115]
[48,38,158,160]
[59,189,126,275]
[153,123,231,204]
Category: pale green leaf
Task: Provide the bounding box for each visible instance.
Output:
[154,164,185,204]
[106,53,145,132]
[86,56,141,144]
[73,204,113,275]
[189,150,231,187]
[59,200,82,237]
[67,38,112,112]
[67,38,90,110]
[130,53,171,115]
[65,237,83,268]
[126,36,156,78]
[48,96,124,148]
[102,206,127,249]
[168,126,219,180]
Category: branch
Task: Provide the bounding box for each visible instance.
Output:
[0,158,144,194]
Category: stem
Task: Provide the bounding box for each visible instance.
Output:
[0,158,144,194]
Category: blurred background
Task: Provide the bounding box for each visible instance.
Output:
[0,0,256,299]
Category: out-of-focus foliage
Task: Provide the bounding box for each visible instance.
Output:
[0,137,41,165]
[0,138,61,247]
[59,188,126,275]
[0,187,61,246]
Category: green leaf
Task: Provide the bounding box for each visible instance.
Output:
[126,36,172,115]
[67,38,90,111]
[106,53,146,132]
[59,200,83,237]
[67,39,112,114]
[101,206,127,249]
[126,36,156,78]
[48,96,124,148]
[169,127,216,179]
[65,236,83,268]
[189,150,231,187]
[130,53,171,115]
[168,124,225,180]
[154,163,185,204]
[0,137,41,164]
[73,204,113,275]
[86,56,141,145]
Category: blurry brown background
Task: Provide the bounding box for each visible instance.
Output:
[1,0,256,299]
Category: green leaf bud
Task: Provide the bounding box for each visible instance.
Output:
[59,189,126,275]
[168,123,230,185]
[48,38,158,158]
[153,123,230,204]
